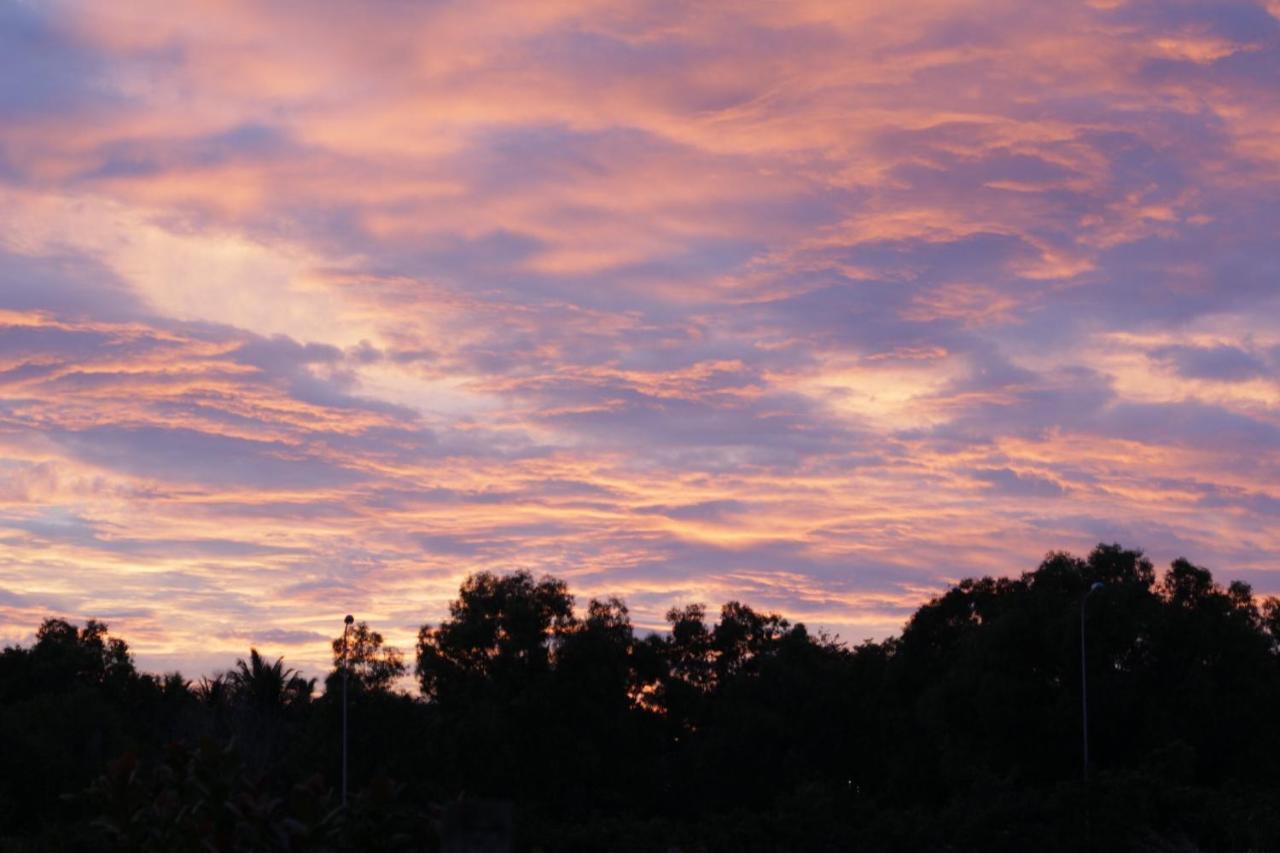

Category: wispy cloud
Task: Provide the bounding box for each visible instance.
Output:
[1,0,1278,676]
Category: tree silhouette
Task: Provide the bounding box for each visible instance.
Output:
[24,617,136,695]
[712,600,790,680]
[414,570,574,702]
[228,648,314,714]
[193,672,232,708]
[220,649,316,776]
[6,546,1280,851]
[326,621,406,695]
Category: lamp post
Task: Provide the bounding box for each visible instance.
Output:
[1080,582,1103,782]
[342,614,353,807]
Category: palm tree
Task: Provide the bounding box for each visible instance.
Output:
[224,650,315,773]
[160,671,191,700]
[229,649,315,715]
[194,673,231,709]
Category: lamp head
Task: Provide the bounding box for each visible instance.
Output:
[1090,582,1104,592]
[344,614,354,625]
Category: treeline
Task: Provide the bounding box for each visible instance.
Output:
[2,544,1280,851]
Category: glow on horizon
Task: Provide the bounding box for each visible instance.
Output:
[1,0,1278,679]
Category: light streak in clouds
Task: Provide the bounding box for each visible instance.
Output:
[1,0,1279,678]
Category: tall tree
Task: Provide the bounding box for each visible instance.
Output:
[228,649,314,714]
[327,621,407,694]
[415,570,574,701]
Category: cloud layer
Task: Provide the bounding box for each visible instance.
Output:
[2,0,1278,677]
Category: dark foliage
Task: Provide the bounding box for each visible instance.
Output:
[3,545,1280,851]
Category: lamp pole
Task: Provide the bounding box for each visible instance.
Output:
[342,614,353,807]
[1080,582,1103,782]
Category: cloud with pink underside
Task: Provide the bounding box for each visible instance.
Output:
[1,0,1278,677]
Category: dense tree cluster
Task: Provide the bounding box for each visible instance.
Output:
[2,544,1280,851]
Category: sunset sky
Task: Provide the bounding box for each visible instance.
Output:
[2,0,1279,679]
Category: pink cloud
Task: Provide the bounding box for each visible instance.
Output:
[1,0,1278,677]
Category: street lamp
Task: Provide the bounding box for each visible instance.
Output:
[1080,582,1103,781]
[342,614,354,807]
